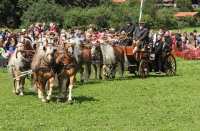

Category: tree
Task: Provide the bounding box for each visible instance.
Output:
[143,0,158,19]
[21,0,64,27]
[0,0,19,27]
[176,0,193,11]
[155,8,178,29]
[55,0,108,7]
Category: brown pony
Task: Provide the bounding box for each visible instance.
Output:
[68,41,93,82]
[54,44,77,102]
[31,39,56,102]
[91,43,125,79]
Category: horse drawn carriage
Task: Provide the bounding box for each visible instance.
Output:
[123,43,176,78]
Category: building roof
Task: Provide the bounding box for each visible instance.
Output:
[112,0,127,3]
[175,12,199,17]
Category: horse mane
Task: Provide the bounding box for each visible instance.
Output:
[31,46,45,70]
[8,49,25,74]
[24,38,34,50]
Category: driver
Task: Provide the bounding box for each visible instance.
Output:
[132,21,149,55]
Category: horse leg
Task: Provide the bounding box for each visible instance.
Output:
[120,62,125,78]
[35,81,42,99]
[46,77,55,101]
[19,77,25,96]
[99,64,103,80]
[13,79,16,94]
[11,68,17,94]
[93,64,97,79]
[15,78,21,95]
[85,63,91,81]
[67,76,75,102]
[80,66,84,83]
[13,69,21,95]
[36,82,47,102]
[111,65,117,79]
[102,65,107,80]
[59,78,68,100]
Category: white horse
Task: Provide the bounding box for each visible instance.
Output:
[8,39,34,95]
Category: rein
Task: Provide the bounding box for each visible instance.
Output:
[63,63,76,69]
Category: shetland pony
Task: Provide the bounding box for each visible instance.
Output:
[31,37,56,102]
[91,43,125,79]
[54,45,77,102]
[8,38,34,96]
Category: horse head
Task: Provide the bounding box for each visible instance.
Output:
[55,47,67,65]
[63,42,74,56]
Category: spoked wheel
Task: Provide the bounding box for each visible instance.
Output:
[164,54,176,76]
[138,60,149,78]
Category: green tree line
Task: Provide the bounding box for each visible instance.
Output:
[0,0,198,29]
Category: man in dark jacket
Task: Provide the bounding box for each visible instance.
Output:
[119,22,135,37]
[132,22,149,54]
[154,34,163,73]
[163,31,172,53]
[119,22,135,46]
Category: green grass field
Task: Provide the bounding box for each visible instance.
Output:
[0,59,200,131]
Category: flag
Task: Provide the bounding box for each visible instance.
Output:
[139,0,144,23]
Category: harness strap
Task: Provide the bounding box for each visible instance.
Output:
[63,63,76,70]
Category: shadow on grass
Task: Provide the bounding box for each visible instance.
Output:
[148,73,181,78]
[49,95,98,104]
[73,96,98,104]
[24,91,37,96]
[105,73,181,81]
[76,80,102,86]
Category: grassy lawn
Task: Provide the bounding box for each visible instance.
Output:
[0,59,200,131]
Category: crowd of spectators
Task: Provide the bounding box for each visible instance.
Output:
[0,22,200,67]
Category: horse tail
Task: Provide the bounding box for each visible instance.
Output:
[100,43,116,65]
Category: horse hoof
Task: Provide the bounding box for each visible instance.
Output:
[41,99,47,103]
[19,92,24,96]
[13,91,18,95]
[67,100,73,105]
[46,96,51,101]
[80,80,84,83]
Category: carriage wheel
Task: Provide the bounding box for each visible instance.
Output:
[164,54,176,76]
[138,60,149,78]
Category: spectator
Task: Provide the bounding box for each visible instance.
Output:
[154,34,163,73]
[119,22,135,37]
[181,32,188,50]
[163,30,172,53]
[49,22,59,34]
[193,29,197,47]
[196,34,200,48]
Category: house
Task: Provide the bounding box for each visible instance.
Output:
[112,0,127,3]
[175,12,199,18]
